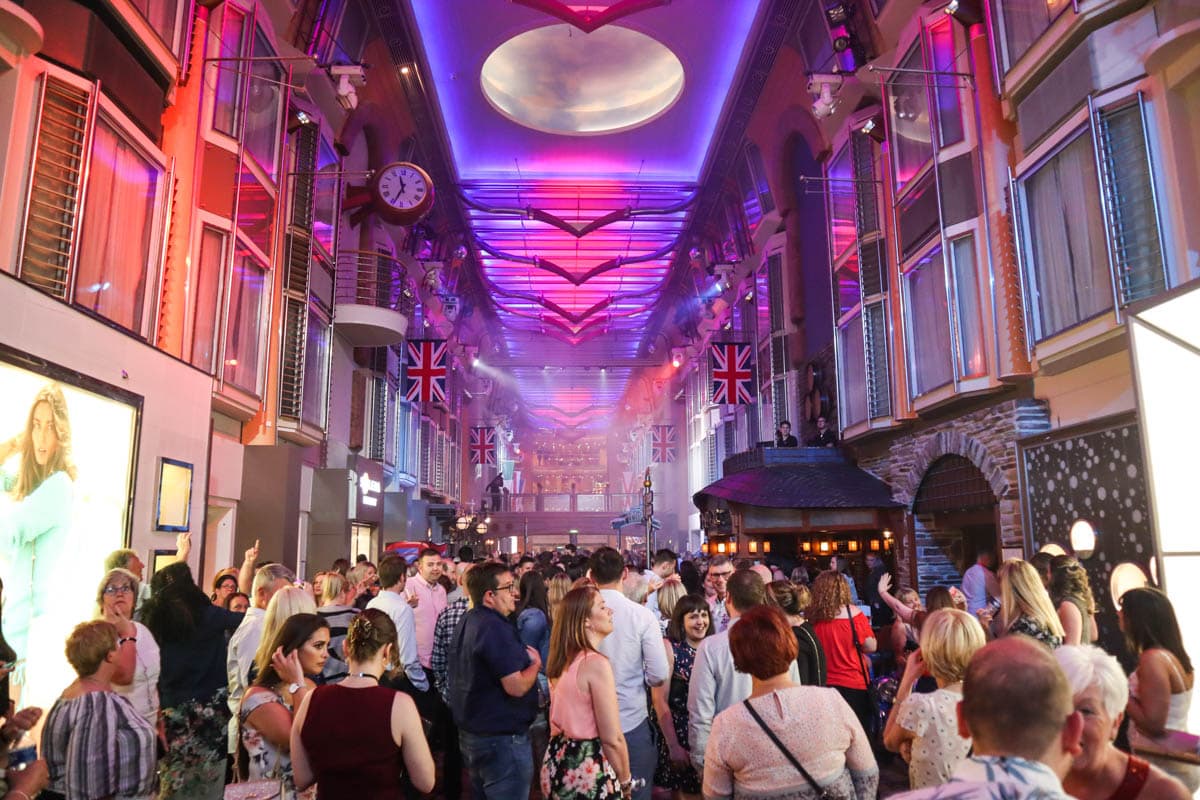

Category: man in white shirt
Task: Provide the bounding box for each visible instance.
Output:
[961,547,1000,615]
[890,636,1083,800]
[226,560,294,755]
[687,569,800,772]
[367,554,428,692]
[588,547,669,800]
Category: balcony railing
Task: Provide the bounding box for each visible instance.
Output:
[333,250,413,346]
[486,492,642,513]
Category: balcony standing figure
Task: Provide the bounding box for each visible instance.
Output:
[486,473,504,512]
[806,416,837,448]
[774,421,799,448]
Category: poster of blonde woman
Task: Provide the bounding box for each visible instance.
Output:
[0,350,138,713]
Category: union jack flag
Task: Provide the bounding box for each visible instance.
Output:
[651,425,677,463]
[469,427,496,465]
[404,339,447,404]
[710,342,754,404]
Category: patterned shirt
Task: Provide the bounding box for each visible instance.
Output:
[43,691,158,799]
[1007,616,1063,649]
[889,755,1072,799]
[431,596,469,704]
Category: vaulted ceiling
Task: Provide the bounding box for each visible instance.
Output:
[400,0,772,431]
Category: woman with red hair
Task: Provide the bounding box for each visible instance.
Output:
[703,605,878,799]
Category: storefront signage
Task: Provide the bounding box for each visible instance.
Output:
[359,472,381,507]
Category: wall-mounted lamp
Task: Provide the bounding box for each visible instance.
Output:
[848,540,859,552]
[860,114,886,143]
[748,540,758,554]
[1069,519,1097,560]
[801,541,812,553]
[819,541,831,553]
[869,539,881,551]
[717,542,727,554]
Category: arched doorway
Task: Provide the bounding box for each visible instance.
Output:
[911,455,999,590]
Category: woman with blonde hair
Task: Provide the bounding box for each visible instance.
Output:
[978,559,1064,648]
[251,586,318,684]
[1050,555,1097,645]
[317,571,359,684]
[656,578,687,636]
[808,571,876,735]
[547,572,572,622]
[541,586,631,799]
[883,609,986,788]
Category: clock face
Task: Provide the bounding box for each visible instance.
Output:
[376,163,430,211]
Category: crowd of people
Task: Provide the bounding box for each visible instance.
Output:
[0,540,1193,800]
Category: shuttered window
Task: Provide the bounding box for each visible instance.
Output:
[1096,99,1167,305]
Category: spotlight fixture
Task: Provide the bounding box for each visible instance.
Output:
[670,348,684,369]
[944,0,984,26]
[808,73,844,119]
[399,64,412,76]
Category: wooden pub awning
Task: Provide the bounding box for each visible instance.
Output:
[693,447,902,534]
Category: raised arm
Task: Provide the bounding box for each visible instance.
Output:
[238,540,259,595]
[877,573,916,624]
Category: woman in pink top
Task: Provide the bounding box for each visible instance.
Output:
[541,586,632,799]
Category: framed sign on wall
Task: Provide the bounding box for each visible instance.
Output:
[155,457,193,531]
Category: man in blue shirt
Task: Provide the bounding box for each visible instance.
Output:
[448,561,541,799]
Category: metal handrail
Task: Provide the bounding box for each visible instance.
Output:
[335,249,417,316]
[486,492,642,513]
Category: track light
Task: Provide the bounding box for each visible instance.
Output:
[860,114,886,143]
[808,73,843,119]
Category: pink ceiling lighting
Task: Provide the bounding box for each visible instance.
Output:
[405,0,768,431]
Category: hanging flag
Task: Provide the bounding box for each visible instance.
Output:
[405,339,447,404]
[469,427,496,465]
[710,342,754,404]
[651,425,677,463]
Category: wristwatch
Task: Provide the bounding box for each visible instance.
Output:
[287,682,301,695]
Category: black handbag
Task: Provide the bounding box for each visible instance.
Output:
[845,605,882,735]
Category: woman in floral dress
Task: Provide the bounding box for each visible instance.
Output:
[542,586,631,799]
[652,594,711,798]
[238,614,329,798]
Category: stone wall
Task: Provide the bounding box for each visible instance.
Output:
[854,397,1051,591]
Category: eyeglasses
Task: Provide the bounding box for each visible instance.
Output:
[103,585,133,596]
[709,571,734,580]
[493,583,518,594]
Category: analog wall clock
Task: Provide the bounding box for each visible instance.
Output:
[370,161,435,225]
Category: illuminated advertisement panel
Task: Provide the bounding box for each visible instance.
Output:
[0,347,139,712]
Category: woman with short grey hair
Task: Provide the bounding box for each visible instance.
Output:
[1054,645,1189,799]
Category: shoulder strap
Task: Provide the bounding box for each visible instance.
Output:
[846,605,871,688]
[741,699,826,796]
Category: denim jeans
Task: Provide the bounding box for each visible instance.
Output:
[459,729,534,800]
[625,718,655,800]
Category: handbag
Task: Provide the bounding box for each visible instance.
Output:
[742,699,835,799]
[227,691,286,800]
[224,782,283,800]
[845,605,882,735]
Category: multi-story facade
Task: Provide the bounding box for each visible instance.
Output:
[0,0,466,603]
[677,0,1200,666]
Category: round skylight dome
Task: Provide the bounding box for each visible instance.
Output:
[480,24,684,136]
